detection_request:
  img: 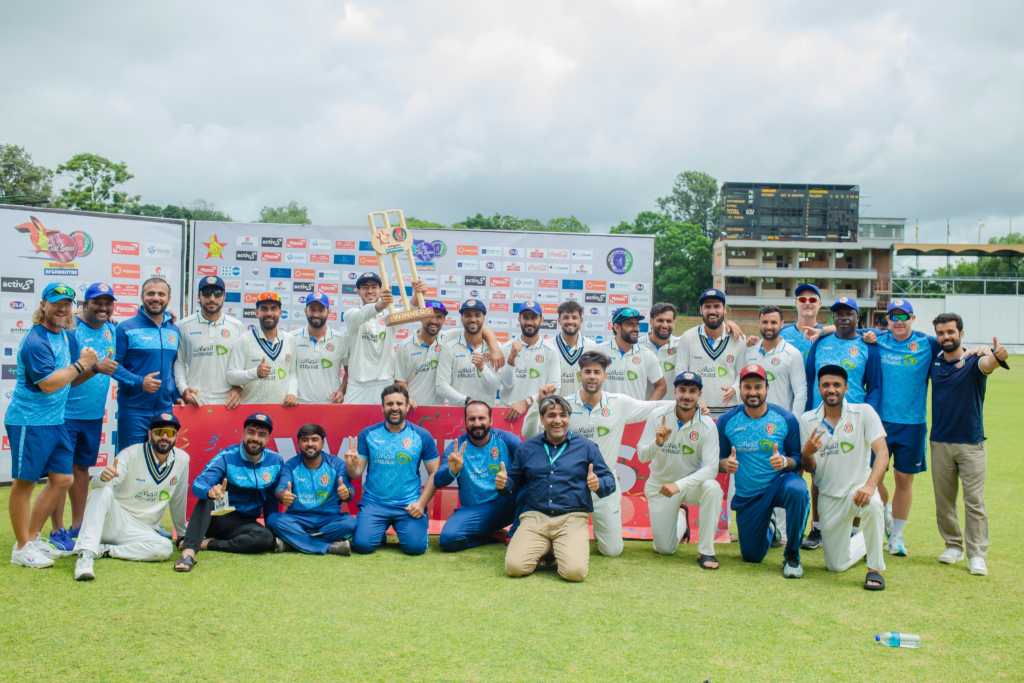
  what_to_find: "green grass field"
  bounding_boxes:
[1,364,1022,682]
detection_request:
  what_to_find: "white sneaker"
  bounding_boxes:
[32,534,73,559]
[938,547,964,564]
[888,536,909,557]
[968,557,988,576]
[75,554,95,581]
[10,542,55,568]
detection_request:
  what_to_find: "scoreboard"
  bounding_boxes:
[720,182,859,241]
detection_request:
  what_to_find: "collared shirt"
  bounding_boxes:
[640,333,681,393]
[434,428,521,508]
[90,441,190,534]
[637,404,719,490]
[357,421,440,507]
[192,444,284,520]
[343,301,396,384]
[276,453,353,512]
[435,332,501,407]
[717,403,802,499]
[499,432,615,517]
[745,338,807,414]
[805,334,882,412]
[799,400,886,498]
[394,331,447,407]
[173,311,245,405]
[594,338,663,400]
[930,350,989,443]
[543,333,596,397]
[290,326,349,404]
[871,330,941,425]
[112,309,180,416]
[498,337,561,407]
[779,322,823,359]
[676,325,746,414]
[5,324,72,426]
[225,324,299,404]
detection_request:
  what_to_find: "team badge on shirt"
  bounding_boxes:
[765,423,776,435]
[689,430,699,441]
[843,423,853,433]
[222,329,231,338]
[168,333,176,344]
[908,341,919,352]
[631,356,640,365]
[490,447,500,459]
[402,437,411,448]
[320,474,330,485]
[728,355,734,363]
[956,358,966,369]
[262,472,271,483]
[171,476,177,486]
[105,329,113,341]
[770,357,780,366]
[601,407,610,417]
[849,347,859,357]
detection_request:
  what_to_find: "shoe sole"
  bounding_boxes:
[801,542,822,550]
[938,555,963,564]
[76,572,95,581]
[783,570,803,579]
[969,568,988,576]
[10,560,54,568]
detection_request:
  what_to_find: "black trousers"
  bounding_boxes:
[183,498,276,554]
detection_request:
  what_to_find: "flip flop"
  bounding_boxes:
[679,504,691,544]
[697,554,719,570]
[864,570,885,591]
[174,554,196,573]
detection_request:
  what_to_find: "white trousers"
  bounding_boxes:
[76,487,173,562]
[344,380,392,405]
[645,478,723,557]
[589,488,623,557]
[818,490,887,573]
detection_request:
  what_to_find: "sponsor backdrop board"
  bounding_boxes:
[190,222,655,345]
[0,205,186,483]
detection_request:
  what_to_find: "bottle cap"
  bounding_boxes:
[875,635,880,641]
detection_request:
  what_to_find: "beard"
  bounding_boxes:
[302,448,322,460]
[307,316,326,329]
[743,394,764,408]
[243,439,264,456]
[152,439,175,455]
[468,425,490,442]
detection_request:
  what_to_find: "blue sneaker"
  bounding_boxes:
[48,528,76,553]
[68,525,81,541]
[156,526,173,540]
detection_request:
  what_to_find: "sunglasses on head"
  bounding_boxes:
[201,289,225,298]
[797,296,819,304]
[888,313,910,323]
[151,427,177,438]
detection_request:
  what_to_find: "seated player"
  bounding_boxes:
[266,423,356,556]
[637,372,724,569]
[174,413,283,572]
[346,385,440,556]
[718,364,809,578]
[73,413,190,581]
[427,400,524,551]
[800,365,889,590]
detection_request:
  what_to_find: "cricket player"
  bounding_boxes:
[427,401,524,551]
[436,299,503,407]
[73,413,190,581]
[499,301,560,421]
[394,301,449,408]
[347,384,440,555]
[718,364,808,578]
[225,292,299,405]
[595,308,666,400]
[174,413,283,571]
[778,283,825,359]
[544,300,596,398]
[522,351,672,557]
[640,302,681,394]
[5,283,98,568]
[291,292,349,404]
[266,423,356,555]
[637,371,723,569]
[676,289,747,416]
[173,275,245,408]
[800,365,889,589]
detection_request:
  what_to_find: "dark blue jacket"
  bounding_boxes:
[192,444,284,520]
[113,309,180,415]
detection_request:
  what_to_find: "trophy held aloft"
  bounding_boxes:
[368,209,434,327]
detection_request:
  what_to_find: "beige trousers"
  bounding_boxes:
[504,511,591,582]
[930,441,988,559]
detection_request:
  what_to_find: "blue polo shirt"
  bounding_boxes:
[357,421,440,507]
[4,324,72,426]
[717,403,802,499]
[65,318,118,421]
[930,351,988,444]
[871,330,941,425]
[435,428,521,508]
[780,323,824,359]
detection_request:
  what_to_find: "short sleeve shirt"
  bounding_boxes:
[65,320,117,420]
[357,422,440,506]
[930,351,988,443]
[5,324,72,426]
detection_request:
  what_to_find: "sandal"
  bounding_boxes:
[174,554,196,573]
[864,570,885,591]
[697,554,719,570]
[679,504,691,544]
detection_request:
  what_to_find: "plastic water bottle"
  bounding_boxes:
[876,632,921,648]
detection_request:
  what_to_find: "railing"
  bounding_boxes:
[859,225,904,239]
[892,276,1024,297]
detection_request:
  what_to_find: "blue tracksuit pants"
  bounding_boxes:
[115,413,153,452]
[440,494,522,552]
[352,501,429,556]
[266,509,357,555]
[732,471,809,563]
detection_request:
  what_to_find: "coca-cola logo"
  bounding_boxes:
[526,264,548,272]
[512,291,534,301]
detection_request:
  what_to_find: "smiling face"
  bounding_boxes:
[242,424,270,456]
[614,318,640,345]
[299,433,324,460]
[84,295,114,324]
[796,292,821,318]
[540,402,570,441]
[701,300,724,329]
[305,301,328,329]
[142,280,171,316]
[199,288,224,316]
[41,299,74,330]
[651,311,675,341]
[422,309,445,337]
[888,309,915,340]
[257,302,281,331]
[818,374,847,407]
[465,402,491,442]
[519,310,541,339]
[461,309,484,334]
[832,306,859,335]
[674,382,701,412]
[148,427,178,455]
[558,310,581,336]
[580,362,607,394]
[740,377,767,408]
[759,310,783,341]
[382,391,409,426]
[935,321,963,352]
[358,282,381,305]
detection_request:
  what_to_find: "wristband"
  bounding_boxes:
[73,362,84,374]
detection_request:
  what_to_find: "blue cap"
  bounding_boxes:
[887,298,913,314]
[830,296,860,313]
[355,272,383,288]
[424,300,448,315]
[83,282,116,301]
[149,412,181,430]
[460,299,487,314]
[794,283,820,298]
[674,371,703,389]
[198,275,226,293]
[518,301,543,316]
[612,307,644,324]
[42,282,76,303]
[305,292,331,309]
[244,412,274,433]
[698,288,726,306]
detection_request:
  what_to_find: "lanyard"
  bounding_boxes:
[543,440,568,467]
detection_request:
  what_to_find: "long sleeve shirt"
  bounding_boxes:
[192,444,284,520]
[113,309,180,416]
[275,453,353,512]
[745,338,807,414]
[434,428,521,508]
[343,302,396,384]
[92,442,190,535]
[173,311,245,405]
[435,333,502,406]
[225,325,299,404]
[637,404,719,491]
[498,337,561,407]
[499,432,615,516]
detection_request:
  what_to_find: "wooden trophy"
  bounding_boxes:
[367,209,434,326]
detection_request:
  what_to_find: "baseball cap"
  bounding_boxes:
[149,412,181,430]
[244,412,274,433]
[83,282,116,301]
[698,288,726,306]
[740,363,768,383]
[830,296,860,313]
[305,292,330,309]
[612,307,644,324]
[198,275,226,293]
[518,301,543,316]
[42,282,76,303]
[674,371,703,389]
[355,272,383,288]
[424,300,448,315]
[794,283,821,298]
[460,299,487,314]
[256,292,282,307]
[887,298,913,314]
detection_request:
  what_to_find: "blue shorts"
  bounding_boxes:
[5,423,74,482]
[876,422,927,475]
[65,418,104,468]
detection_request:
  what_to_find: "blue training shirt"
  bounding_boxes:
[717,403,802,499]
[5,324,72,426]
[276,453,353,513]
[192,444,283,520]
[434,428,521,508]
[779,322,824,360]
[112,309,180,416]
[65,318,118,421]
[871,330,942,425]
[358,421,440,507]
[805,334,882,411]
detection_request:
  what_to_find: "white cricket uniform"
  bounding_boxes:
[523,390,672,557]
[745,338,807,414]
[498,338,561,407]
[291,326,349,404]
[594,339,664,400]
[799,401,888,573]
[544,333,597,398]
[640,333,681,395]
[435,333,502,407]
[173,312,245,405]
[76,442,189,561]
[637,405,723,557]
[343,301,397,404]
[225,325,299,404]
[394,331,447,407]
[676,325,746,416]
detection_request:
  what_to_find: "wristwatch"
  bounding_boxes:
[525,396,535,407]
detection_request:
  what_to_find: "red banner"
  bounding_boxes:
[174,404,730,543]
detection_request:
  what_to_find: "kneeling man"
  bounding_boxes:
[800,365,889,590]
[267,423,356,556]
[497,395,615,582]
[74,413,189,581]
[637,372,724,569]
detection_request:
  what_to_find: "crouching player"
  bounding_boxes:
[800,365,889,590]
[637,372,724,570]
[74,413,189,581]
[267,423,356,556]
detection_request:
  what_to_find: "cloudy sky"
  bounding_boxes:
[2,0,1021,242]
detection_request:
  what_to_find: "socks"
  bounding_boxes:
[892,519,908,539]
[851,525,860,536]
[81,549,96,559]
[811,521,821,530]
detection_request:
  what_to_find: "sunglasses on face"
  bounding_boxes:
[889,314,910,323]
[151,428,178,438]
[201,289,225,298]
[797,297,819,304]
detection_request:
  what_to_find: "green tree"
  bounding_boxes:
[133,204,164,217]
[0,144,54,204]
[406,216,448,230]
[54,153,140,213]
[656,170,722,239]
[129,199,233,222]
[545,216,589,233]
[258,201,310,224]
